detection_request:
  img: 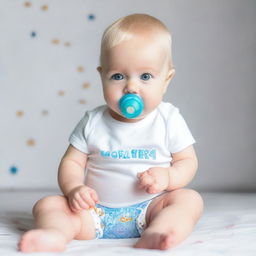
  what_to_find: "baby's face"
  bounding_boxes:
[98,35,174,122]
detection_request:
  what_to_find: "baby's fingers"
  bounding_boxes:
[80,191,96,208]
[77,196,91,209]
[146,184,158,194]
[90,190,99,204]
[139,174,154,187]
[70,199,84,212]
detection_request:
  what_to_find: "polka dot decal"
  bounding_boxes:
[26,138,36,146]
[16,111,24,117]
[9,166,18,175]
[82,82,90,89]
[79,99,86,104]
[41,5,48,11]
[24,2,31,8]
[31,31,37,38]
[88,14,96,21]
[58,90,65,96]
[51,39,60,45]
[77,66,85,72]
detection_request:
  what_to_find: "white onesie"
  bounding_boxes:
[69,102,195,208]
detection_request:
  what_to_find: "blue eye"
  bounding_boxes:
[140,73,152,81]
[111,73,124,80]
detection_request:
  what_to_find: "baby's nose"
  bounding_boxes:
[124,80,139,94]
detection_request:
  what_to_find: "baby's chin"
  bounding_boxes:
[108,108,146,123]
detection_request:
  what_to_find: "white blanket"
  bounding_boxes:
[0,192,256,255]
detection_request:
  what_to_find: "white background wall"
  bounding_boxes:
[1,0,255,191]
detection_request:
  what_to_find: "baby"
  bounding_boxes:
[18,14,203,252]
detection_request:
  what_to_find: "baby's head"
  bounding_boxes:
[98,14,175,122]
[100,14,174,70]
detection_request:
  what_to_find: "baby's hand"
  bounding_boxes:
[137,167,170,194]
[67,185,99,212]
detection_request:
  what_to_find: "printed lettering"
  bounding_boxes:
[100,149,156,160]
[131,149,137,158]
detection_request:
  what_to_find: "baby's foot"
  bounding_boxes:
[134,230,176,250]
[18,229,67,252]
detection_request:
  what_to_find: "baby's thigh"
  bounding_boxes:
[75,209,96,240]
[145,193,167,224]
[163,189,204,216]
[145,189,203,224]
[33,195,96,240]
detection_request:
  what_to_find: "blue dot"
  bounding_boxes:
[10,166,18,175]
[88,14,95,21]
[31,31,37,37]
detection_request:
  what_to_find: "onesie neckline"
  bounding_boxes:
[103,106,158,128]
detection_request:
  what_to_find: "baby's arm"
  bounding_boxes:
[58,145,99,212]
[137,145,198,193]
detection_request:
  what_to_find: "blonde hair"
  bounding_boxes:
[100,14,174,69]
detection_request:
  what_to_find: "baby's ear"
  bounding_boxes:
[163,68,175,93]
[97,66,102,73]
[166,68,175,83]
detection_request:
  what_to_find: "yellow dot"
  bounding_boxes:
[64,42,71,47]
[79,99,86,104]
[27,139,35,146]
[16,111,24,117]
[77,66,84,72]
[24,2,32,7]
[52,39,60,45]
[58,90,65,96]
[41,5,48,11]
[82,82,90,89]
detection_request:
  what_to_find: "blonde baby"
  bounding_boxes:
[19,14,203,252]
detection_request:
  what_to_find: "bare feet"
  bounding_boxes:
[18,229,67,253]
[134,230,177,250]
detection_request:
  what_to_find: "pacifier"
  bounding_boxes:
[119,94,144,119]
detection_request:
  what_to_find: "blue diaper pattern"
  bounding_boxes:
[90,199,151,239]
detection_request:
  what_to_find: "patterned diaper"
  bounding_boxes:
[89,199,152,239]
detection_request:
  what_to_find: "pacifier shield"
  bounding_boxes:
[119,94,144,119]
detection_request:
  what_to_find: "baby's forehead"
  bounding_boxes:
[114,37,168,59]
[117,28,168,48]
[102,42,169,73]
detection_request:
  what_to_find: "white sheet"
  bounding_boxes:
[0,191,256,255]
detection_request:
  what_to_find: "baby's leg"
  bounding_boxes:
[18,195,95,252]
[134,189,203,250]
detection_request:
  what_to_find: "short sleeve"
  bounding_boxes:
[168,109,196,153]
[69,112,90,154]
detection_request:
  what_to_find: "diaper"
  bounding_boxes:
[89,199,152,239]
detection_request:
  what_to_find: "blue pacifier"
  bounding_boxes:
[119,94,144,119]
